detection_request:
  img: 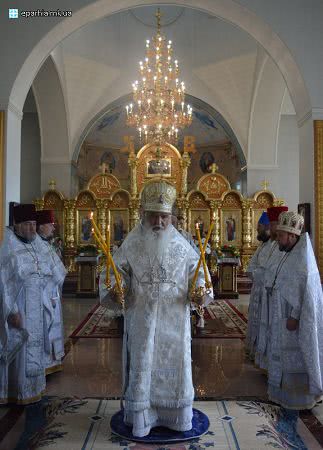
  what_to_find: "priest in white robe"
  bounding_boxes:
[36,209,67,375]
[0,204,61,405]
[172,212,199,254]
[100,181,213,438]
[246,211,271,358]
[266,211,323,411]
[255,206,288,370]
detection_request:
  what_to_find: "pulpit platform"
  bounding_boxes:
[110,408,210,443]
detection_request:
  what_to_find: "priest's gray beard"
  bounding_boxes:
[142,223,172,264]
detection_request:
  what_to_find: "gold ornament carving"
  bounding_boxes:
[189,192,209,209]
[223,193,241,208]
[63,199,77,272]
[180,152,191,196]
[242,199,253,255]
[34,199,44,211]
[128,154,138,197]
[88,173,120,198]
[241,254,252,273]
[176,197,189,231]
[76,192,96,208]
[209,200,222,251]
[64,200,76,249]
[198,173,230,199]
[136,143,182,194]
[273,199,285,207]
[254,192,273,209]
[96,199,108,236]
[44,191,64,209]
[111,191,130,209]
[129,198,141,228]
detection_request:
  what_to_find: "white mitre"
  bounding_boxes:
[277,211,304,236]
[141,180,177,214]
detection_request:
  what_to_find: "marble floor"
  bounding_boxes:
[2,295,323,450]
[46,294,267,399]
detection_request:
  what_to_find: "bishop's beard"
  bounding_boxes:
[142,223,172,263]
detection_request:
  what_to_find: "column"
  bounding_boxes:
[129,198,140,229]
[180,152,191,197]
[210,200,222,250]
[4,106,23,225]
[209,200,221,274]
[96,199,108,237]
[128,154,138,198]
[64,199,77,272]
[241,199,253,272]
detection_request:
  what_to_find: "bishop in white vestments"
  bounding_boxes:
[36,209,67,375]
[100,181,213,437]
[266,211,323,411]
[0,204,62,404]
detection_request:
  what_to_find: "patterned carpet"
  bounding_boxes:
[69,301,247,339]
[13,398,314,449]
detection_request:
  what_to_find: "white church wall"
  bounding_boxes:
[41,161,72,197]
[247,56,285,167]
[20,112,41,202]
[247,114,299,211]
[299,118,315,239]
[4,108,22,223]
[32,57,71,195]
[237,0,323,116]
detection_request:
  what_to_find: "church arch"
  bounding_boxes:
[9,0,310,122]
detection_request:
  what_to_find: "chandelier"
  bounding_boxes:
[126,9,192,146]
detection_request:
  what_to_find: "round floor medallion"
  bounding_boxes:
[110,408,210,443]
